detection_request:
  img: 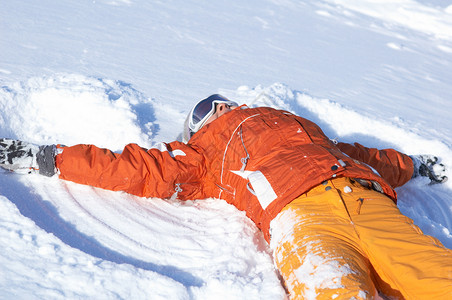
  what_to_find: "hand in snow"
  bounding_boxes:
[411,154,448,184]
[0,138,57,177]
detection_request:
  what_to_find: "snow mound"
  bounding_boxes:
[0,74,157,150]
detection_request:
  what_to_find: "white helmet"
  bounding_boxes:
[182,94,238,143]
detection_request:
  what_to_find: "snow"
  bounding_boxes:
[270,206,365,300]
[292,240,357,300]
[0,0,451,299]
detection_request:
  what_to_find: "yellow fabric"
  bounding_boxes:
[270,177,452,300]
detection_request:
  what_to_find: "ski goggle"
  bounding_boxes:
[188,94,238,134]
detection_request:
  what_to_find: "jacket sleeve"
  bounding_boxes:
[336,142,414,188]
[55,142,206,199]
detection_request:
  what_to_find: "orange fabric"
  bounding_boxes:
[57,143,207,199]
[56,106,413,241]
[336,142,414,188]
[271,177,452,299]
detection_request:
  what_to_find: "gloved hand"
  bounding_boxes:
[0,138,57,177]
[411,154,448,184]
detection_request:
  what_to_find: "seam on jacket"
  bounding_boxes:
[220,113,260,187]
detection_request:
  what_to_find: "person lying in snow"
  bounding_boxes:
[0,94,451,299]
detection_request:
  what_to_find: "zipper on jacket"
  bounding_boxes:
[239,126,250,172]
[170,183,183,200]
[220,113,260,185]
[215,183,235,196]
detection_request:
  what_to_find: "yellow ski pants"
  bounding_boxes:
[270,177,452,299]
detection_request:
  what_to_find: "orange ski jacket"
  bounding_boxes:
[56,106,414,240]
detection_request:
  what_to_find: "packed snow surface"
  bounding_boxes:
[1,0,451,299]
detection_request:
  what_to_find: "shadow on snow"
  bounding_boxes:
[0,172,204,289]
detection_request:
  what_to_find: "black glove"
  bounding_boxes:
[0,138,57,177]
[411,155,447,184]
